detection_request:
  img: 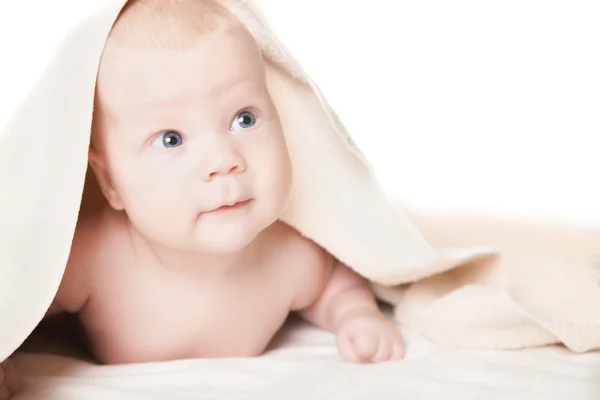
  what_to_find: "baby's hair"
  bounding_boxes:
[107,0,239,51]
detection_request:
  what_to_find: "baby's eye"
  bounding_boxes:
[152,131,183,148]
[230,110,257,131]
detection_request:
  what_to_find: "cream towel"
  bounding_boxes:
[0,0,598,365]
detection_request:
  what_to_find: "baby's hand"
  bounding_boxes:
[335,309,405,363]
[0,358,21,400]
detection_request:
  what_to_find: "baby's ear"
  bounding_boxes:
[87,148,125,211]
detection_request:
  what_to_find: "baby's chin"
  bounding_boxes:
[193,232,258,254]
[190,220,268,254]
[190,207,281,252]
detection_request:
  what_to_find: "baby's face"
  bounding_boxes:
[93,25,292,253]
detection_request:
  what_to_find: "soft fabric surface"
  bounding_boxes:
[0,0,598,388]
[11,312,600,400]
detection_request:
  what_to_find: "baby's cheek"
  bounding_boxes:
[121,165,175,196]
[256,140,291,188]
[125,193,190,247]
[118,171,183,219]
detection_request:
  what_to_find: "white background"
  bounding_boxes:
[1,0,599,224]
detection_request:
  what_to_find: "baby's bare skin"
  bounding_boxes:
[0,360,20,400]
[54,208,324,363]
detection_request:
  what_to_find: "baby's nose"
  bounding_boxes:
[205,148,246,181]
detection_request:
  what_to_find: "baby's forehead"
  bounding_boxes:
[107,0,236,52]
[98,30,265,105]
[100,52,260,110]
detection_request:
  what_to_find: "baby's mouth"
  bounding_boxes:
[206,199,253,213]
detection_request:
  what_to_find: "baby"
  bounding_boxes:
[1,1,404,394]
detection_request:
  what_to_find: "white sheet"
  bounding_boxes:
[12,310,600,400]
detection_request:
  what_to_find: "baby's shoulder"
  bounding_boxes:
[55,207,127,313]
[267,222,329,263]
[267,222,333,310]
[70,207,124,259]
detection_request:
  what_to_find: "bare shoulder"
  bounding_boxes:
[268,222,334,311]
[53,207,122,314]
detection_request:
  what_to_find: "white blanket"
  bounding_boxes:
[12,311,600,399]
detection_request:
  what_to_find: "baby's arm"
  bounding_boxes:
[298,260,405,363]
[0,219,97,400]
[52,215,97,315]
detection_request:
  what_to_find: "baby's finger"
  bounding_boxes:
[0,385,11,400]
[336,333,362,363]
[370,335,394,363]
[0,363,10,400]
[5,363,21,393]
[1,359,21,396]
[350,332,379,362]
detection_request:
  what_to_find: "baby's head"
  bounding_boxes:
[89,0,292,253]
